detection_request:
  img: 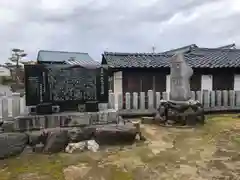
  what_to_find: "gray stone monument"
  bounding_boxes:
[169,53,193,102]
[154,53,205,126]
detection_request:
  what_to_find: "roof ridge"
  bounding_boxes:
[103,51,162,56]
[161,44,197,54]
[192,47,240,52]
[217,43,236,49]
[38,50,89,55]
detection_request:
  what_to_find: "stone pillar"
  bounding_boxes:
[113,71,123,109]
[210,91,215,107]
[133,92,138,109]
[156,92,161,108]
[117,93,123,110]
[140,92,145,110]
[125,92,131,110]
[236,91,240,107]
[229,90,235,107]
[108,92,115,109]
[148,90,154,109]
[216,90,222,107]
[1,95,8,120]
[12,93,21,118]
[203,90,210,108]
[222,90,229,107]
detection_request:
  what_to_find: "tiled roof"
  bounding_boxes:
[37,50,100,66]
[217,43,236,49]
[102,45,240,68]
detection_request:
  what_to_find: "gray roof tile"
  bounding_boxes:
[37,50,100,66]
[102,46,240,68]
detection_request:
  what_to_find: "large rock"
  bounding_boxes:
[1,120,15,132]
[169,53,193,102]
[0,132,29,159]
[42,128,69,153]
[94,123,138,145]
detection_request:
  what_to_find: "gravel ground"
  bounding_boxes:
[0,114,240,180]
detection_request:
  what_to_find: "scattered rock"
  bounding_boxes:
[87,140,99,152]
[65,141,86,153]
[65,140,99,153]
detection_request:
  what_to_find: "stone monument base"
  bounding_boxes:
[154,99,205,126]
[1,109,120,132]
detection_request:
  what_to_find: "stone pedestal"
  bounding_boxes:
[6,109,119,132]
[155,100,205,126]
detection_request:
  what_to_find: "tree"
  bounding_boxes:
[9,48,27,68]
[8,48,27,84]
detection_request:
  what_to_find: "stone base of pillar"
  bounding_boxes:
[154,99,205,127]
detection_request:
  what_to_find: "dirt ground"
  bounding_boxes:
[0,114,240,180]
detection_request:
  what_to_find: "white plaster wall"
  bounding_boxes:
[234,74,240,90]
[0,67,10,77]
[201,75,213,91]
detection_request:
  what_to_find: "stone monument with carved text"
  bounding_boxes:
[169,53,193,102]
[155,53,205,126]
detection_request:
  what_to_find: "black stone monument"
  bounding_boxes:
[24,64,108,114]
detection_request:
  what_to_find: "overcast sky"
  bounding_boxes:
[0,0,240,63]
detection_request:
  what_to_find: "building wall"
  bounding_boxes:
[0,67,11,77]
[112,68,240,94]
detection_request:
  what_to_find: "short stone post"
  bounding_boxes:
[12,93,21,118]
[229,90,235,107]
[236,91,240,107]
[203,90,210,108]
[133,92,138,109]
[156,92,161,108]
[1,95,8,120]
[148,90,154,109]
[117,93,123,110]
[140,92,145,109]
[222,90,229,107]
[216,90,222,107]
[108,92,115,109]
[210,91,216,107]
[125,92,131,110]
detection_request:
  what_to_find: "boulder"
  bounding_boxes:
[1,120,15,132]
[94,123,138,145]
[0,132,29,159]
[42,128,69,153]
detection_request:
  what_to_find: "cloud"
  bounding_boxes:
[0,0,239,63]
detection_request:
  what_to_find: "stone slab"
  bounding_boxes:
[10,109,119,131]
